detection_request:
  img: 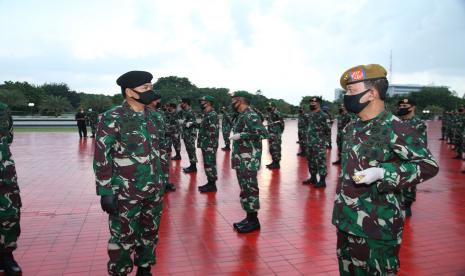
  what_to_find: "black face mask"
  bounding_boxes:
[309,105,317,111]
[343,89,371,114]
[298,109,303,114]
[397,107,410,116]
[266,107,273,112]
[133,89,160,105]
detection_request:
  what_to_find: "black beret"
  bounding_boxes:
[116,71,153,89]
[309,96,322,103]
[181,98,191,105]
[398,98,416,106]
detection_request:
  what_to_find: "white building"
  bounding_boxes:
[334,84,445,100]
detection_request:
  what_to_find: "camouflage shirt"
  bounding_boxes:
[0,102,18,188]
[305,110,331,145]
[94,101,165,199]
[87,111,99,125]
[332,111,439,241]
[181,108,197,139]
[197,109,219,150]
[231,107,268,171]
[266,110,284,134]
[165,110,180,135]
[403,116,427,145]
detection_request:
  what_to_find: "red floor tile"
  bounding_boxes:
[10,120,465,275]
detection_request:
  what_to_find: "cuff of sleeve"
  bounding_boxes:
[97,186,114,196]
[377,163,399,193]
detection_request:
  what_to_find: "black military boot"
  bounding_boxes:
[332,159,341,165]
[233,214,249,230]
[136,266,152,276]
[2,252,21,276]
[405,201,413,217]
[165,182,176,192]
[236,213,260,233]
[183,162,197,173]
[297,151,305,157]
[198,180,217,193]
[314,175,326,188]
[221,145,231,151]
[171,150,181,160]
[267,160,280,169]
[302,174,317,185]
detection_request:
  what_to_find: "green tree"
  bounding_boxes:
[39,95,72,116]
[80,94,113,113]
[40,83,81,108]
[0,89,27,108]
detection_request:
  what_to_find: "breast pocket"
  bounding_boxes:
[121,131,147,156]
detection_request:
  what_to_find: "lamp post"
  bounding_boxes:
[28,102,35,116]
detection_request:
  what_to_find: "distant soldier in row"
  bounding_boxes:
[230,91,268,233]
[265,102,284,170]
[0,101,22,275]
[94,70,166,276]
[333,64,438,275]
[180,98,198,173]
[87,108,99,138]
[451,107,465,160]
[296,106,306,156]
[397,98,427,217]
[302,97,330,188]
[165,102,182,160]
[197,96,219,193]
[322,105,333,149]
[220,106,232,151]
[332,105,352,165]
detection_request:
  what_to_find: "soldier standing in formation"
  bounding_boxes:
[302,97,330,188]
[147,99,176,193]
[75,107,88,138]
[332,64,439,275]
[451,107,465,160]
[220,106,232,151]
[165,102,182,160]
[230,91,268,233]
[197,96,220,193]
[180,98,198,173]
[297,106,306,157]
[265,102,284,170]
[397,98,427,217]
[94,71,165,276]
[0,101,22,276]
[332,105,352,165]
[322,105,333,149]
[87,108,99,138]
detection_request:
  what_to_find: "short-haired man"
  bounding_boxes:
[332,64,439,275]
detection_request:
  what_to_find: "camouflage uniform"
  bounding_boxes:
[305,110,331,177]
[197,109,219,182]
[0,102,21,253]
[332,111,439,275]
[94,101,165,275]
[87,110,99,137]
[231,107,268,212]
[452,112,465,157]
[336,112,353,161]
[221,110,232,148]
[165,110,181,154]
[324,111,334,148]
[181,108,198,163]
[297,110,306,152]
[266,109,284,163]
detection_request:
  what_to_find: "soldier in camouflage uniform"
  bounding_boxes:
[333,105,352,165]
[148,100,176,193]
[197,96,220,193]
[180,98,198,173]
[297,106,306,157]
[302,97,331,188]
[397,98,427,217]
[165,102,182,160]
[0,101,22,275]
[220,106,232,151]
[445,111,453,144]
[451,107,465,159]
[265,101,284,169]
[230,91,268,233]
[94,71,166,276]
[87,108,99,138]
[332,64,439,276]
[322,105,333,149]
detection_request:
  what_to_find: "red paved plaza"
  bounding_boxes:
[10,120,465,275]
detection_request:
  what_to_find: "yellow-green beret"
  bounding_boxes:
[199,95,215,103]
[340,64,387,89]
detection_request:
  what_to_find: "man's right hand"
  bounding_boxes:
[100,195,118,216]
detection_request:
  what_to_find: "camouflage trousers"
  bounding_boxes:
[0,187,21,252]
[201,148,218,181]
[107,194,164,275]
[336,132,343,159]
[236,169,260,213]
[326,129,332,148]
[90,124,97,135]
[222,125,231,147]
[337,231,400,276]
[168,132,181,153]
[306,144,327,176]
[183,134,197,163]
[268,132,282,162]
[402,186,416,204]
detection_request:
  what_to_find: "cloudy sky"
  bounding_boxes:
[1,0,464,104]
